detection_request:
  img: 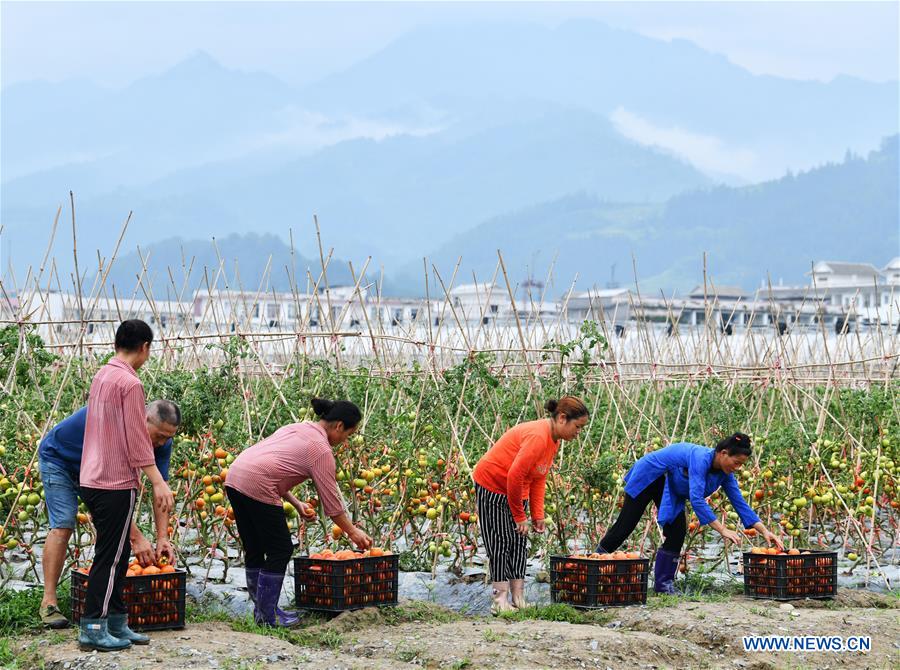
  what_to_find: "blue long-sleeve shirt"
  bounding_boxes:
[623,442,760,528]
[38,406,172,481]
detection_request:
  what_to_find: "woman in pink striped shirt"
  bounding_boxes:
[78,320,175,652]
[226,397,372,627]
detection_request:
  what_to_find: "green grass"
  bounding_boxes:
[184,599,466,652]
[223,613,344,649]
[645,573,743,609]
[394,645,426,662]
[379,601,461,625]
[497,603,613,625]
[0,582,72,637]
[187,599,345,648]
[0,638,45,669]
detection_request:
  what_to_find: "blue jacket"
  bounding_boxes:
[38,406,172,480]
[624,442,760,528]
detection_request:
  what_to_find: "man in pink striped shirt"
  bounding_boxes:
[78,320,174,652]
[226,397,371,627]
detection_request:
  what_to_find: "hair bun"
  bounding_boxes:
[311,397,335,418]
[544,399,559,414]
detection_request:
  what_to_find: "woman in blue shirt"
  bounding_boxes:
[597,433,783,594]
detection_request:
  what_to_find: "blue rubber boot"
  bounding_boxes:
[245,567,261,605]
[108,612,149,645]
[254,570,300,627]
[248,567,298,623]
[78,617,132,652]
[653,548,682,595]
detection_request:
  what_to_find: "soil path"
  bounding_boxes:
[17,591,899,670]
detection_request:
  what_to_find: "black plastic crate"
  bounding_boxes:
[550,555,649,608]
[294,553,398,612]
[71,568,186,631]
[743,550,837,600]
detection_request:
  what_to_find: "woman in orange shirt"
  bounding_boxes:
[473,396,589,614]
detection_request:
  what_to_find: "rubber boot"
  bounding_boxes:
[653,548,682,595]
[490,581,513,616]
[108,612,149,645]
[509,579,528,609]
[254,570,300,627]
[247,567,298,623]
[246,567,260,605]
[78,617,132,652]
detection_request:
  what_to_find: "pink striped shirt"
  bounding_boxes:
[80,358,155,490]
[226,422,346,515]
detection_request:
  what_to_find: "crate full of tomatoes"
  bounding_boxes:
[293,548,398,612]
[71,559,186,631]
[743,548,837,600]
[550,551,649,608]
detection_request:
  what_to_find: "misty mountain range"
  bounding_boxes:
[1,19,897,296]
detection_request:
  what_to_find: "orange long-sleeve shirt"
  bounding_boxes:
[472,419,559,523]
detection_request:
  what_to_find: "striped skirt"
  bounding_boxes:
[476,483,528,582]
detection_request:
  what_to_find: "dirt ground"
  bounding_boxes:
[15,590,899,670]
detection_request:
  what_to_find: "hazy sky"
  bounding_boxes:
[2,1,898,90]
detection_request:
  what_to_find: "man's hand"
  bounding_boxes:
[515,520,530,536]
[153,480,175,517]
[131,534,155,567]
[532,518,546,533]
[156,537,176,565]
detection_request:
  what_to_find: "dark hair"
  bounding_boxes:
[715,432,752,456]
[147,399,181,426]
[115,319,153,352]
[544,396,589,421]
[311,398,362,429]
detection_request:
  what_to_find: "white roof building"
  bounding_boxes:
[763,259,899,328]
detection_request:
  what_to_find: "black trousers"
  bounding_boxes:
[597,475,686,554]
[225,486,293,573]
[80,487,136,619]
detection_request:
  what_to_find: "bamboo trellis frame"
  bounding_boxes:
[1,209,898,588]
